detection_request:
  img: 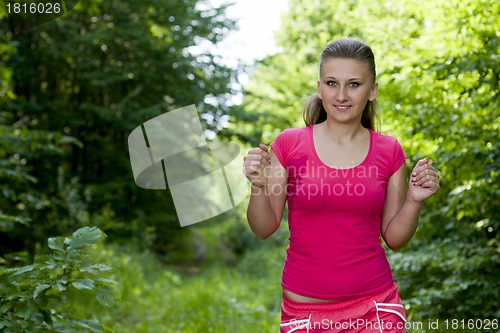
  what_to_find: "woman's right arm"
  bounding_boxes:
[243,143,288,240]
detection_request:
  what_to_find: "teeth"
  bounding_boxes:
[336,105,350,110]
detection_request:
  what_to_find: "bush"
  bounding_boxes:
[0,227,117,333]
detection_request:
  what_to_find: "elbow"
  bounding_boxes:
[247,218,279,240]
[382,230,409,252]
[247,212,280,240]
[250,225,278,240]
[388,244,403,252]
[255,232,272,241]
[385,241,406,252]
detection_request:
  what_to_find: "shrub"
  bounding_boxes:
[0,227,117,332]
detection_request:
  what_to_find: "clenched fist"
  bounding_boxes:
[408,157,440,203]
[243,142,271,188]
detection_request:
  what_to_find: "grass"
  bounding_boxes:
[92,239,286,332]
[69,214,495,333]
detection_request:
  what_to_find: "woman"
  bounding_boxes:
[243,38,440,332]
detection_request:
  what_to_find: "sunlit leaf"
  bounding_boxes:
[72,278,95,290]
[69,227,102,249]
[33,284,51,299]
[95,286,115,307]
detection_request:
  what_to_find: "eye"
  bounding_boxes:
[349,82,361,87]
[326,80,337,86]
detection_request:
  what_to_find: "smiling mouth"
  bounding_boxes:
[335,105,352,112]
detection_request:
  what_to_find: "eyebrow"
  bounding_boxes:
[324,76,363,81]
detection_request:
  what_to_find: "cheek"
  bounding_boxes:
[318,86,329,98]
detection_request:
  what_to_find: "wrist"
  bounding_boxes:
[251,183,266,194]
[406,190,423,205]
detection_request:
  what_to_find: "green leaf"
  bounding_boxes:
[0,301,13,314]
[69,227,102,249]
[66,248,82,262]
[33,284,51,299]
[52,250,66,261]
[56,280,68,292]
[0,213,30,226]
[11,264,36,276]
[73,318,104,333]
[95,286,115,307]
[95,277,119,285]
[16,303,31,320]
[79,264,112,274]
[72,278,95,290]
[48,237,65,251]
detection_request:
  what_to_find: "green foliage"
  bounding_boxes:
[87,243,284,333]
[0,0,238,258]
[377,0,500,322]
[221,219,267,258]
[221,214,289,260]
[0,123,81,260]
[0,227,117,333]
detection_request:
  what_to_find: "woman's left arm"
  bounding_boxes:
[381,158,440,251]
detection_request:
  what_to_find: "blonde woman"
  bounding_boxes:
[243,38,440,332]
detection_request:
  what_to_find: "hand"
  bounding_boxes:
[408,157,440,203]
[242,142,271,188]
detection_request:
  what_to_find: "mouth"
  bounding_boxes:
[334,105,352,112]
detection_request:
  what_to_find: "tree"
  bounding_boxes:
[0,0,237,259]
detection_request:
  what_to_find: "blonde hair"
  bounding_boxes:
[303,38,379,130]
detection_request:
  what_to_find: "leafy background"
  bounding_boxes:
[0,0,498,332]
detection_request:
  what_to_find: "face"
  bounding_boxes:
[317,58,378,125]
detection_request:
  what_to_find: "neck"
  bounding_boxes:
[322,118,366,143]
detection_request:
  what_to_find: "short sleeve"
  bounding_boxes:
[391,139,406,175]
[270,130,288,168]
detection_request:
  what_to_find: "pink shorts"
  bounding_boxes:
[280,283,407,333]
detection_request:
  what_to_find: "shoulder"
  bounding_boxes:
[270,126,310,166]
[370,130,406,175]
[371,130,400,146]
[280,126,310,137]
[273,126,310,145]
[370,130,405,153]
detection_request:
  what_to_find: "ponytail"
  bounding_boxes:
[302,93,326,126]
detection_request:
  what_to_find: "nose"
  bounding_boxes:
[336,86,348,102]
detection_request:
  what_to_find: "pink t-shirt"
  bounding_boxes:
[270,125,406,299]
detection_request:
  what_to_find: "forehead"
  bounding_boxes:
[320,58,372,79]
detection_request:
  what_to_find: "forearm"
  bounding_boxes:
[383,191,423,251]
[246,185,281,240]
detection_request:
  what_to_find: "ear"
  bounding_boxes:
[368,82,378,101]
[317,80,322,99]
